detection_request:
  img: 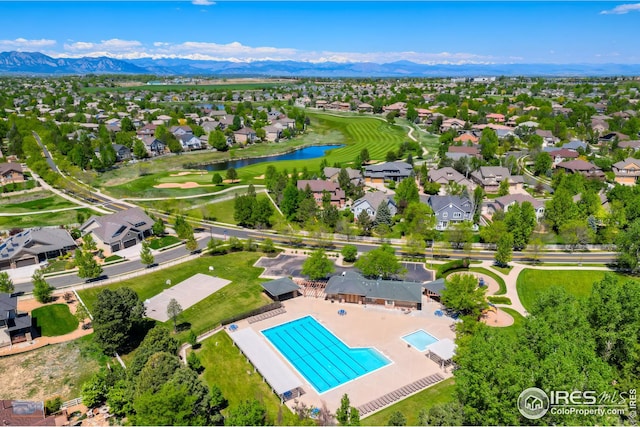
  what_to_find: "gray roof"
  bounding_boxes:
[6,314,31,332]
[427,195,474,214]
[325,271,423,303]
[364,162,414,179]
[0,162,23,176]
[353,191,395,211]
[0,228,76,262]
[229,328,303,395]
[261,278,299,297]
[323,167,362,181]
[0,293,16,317]
[422,278,446,296]
[428,167,467,184]
[562,140,588,151]
[80,208,153,245]
[495,193,545,210]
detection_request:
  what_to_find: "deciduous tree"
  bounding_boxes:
[301,249,334,280]
[140,241,154,267]
[354,244,405,279]
[32,269,54,303]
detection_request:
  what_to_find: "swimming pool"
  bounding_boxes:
[402,330,439,351]
[262,316,390,393]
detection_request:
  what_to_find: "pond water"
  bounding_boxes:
[201,144,344,171]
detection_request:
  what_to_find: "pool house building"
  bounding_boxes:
[325,271,424,310]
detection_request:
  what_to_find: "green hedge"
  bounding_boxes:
[436,258,470,278]
[487,296,512,305]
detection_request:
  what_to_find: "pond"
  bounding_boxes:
[201,144,344,171]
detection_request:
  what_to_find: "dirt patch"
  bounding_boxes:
[254,175,265,180]
[481,308,514,327]
[154,181,201,189]
[0,340,100,401]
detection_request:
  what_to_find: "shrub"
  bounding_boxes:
[436,258,470,278]
[487,296,512,305]
[44,397,62,415]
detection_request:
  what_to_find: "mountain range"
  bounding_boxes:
[1,51,640,77]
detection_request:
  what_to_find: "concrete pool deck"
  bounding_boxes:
[231,294,456,414]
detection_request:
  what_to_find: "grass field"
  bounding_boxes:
[0,208,96,230]
[199,332,298,425]
[516,269,638,311]
[444,267,507,295]
[186,193,279,225]
[1,193,78,213]
[78,252,272,342]
[31,304,79,336]
[148,235,181,250]
[365,378,456,425]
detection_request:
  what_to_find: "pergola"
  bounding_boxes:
[426,338,456,370]
[229,328,303,402]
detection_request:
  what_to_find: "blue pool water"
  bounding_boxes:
[402,330,438,351]
[262,316,390,393]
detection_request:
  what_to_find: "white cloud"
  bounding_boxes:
[47,39,504,64]
[0,38,56,51]
[600,3,640,14]
[192,0,215,5]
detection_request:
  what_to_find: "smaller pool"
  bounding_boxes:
[402,330,438,351]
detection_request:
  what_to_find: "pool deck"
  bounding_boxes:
[232,294,456,414]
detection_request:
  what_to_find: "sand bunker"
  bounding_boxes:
[154,181,201,189]
[169,171,207,177]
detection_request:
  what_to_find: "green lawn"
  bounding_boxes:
[444,267,507,295]
[365,378,456,425]
[516,269,638,311]
[1,193,78,213]
[31,304,78,336]
[104,254,124,263]
[199,332,299,425]
[186,193,281,225]
[148,235,181,250]
[77,252,273,342]
[0,208,96,230]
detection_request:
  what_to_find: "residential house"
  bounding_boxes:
[234,127,257,144]
[325,271,423,310]
[364,162,414,183]
[470,166,523,193]
[273,118,296,130]
[0,228,76,271]
[486,193,545,222]
[170,125,193,136]
[548,148,579,166]
[427,167,474,193]
[323,167,363,186]
[556,159,605,179]
[0,400,67,425]
[453,133,479,144]
[383,102,406,114]
[352,191,398,220]
[0,163,25,185]
[535,129,559,146]
[178,134,202,151]
[440,118,466,133]
[612,157,640,185]
[599,132,629,144]
[80,208,154,255]
[112,144,132,162]
[427,195,474,230]
[357,103,373,112]
[296,180,346,207]
[136,123,157,138]
[486,113,505,123]
[562,139,588,152]
[0,294,32,347]
[263,125,282,142]
[447,145,481,159]
[140,137,166,156]
[618,140,640,151]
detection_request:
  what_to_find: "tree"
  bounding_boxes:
[497,178,510,197]
[0,271,15,294]
[135,352,181,397]
[301,249,334,280]
[82,233,97,252]
[403,202,435,239]
[32,269,54,303]
[341,245,358,263]
[387,411,406,426]
[338,168,353,196]
[386,150,397,162]
[92,287,145,354]
[441,273,487,317]
[394,178,419,213]
[152,218,165,236]
[185,234,198,253]
[479,220,507,249]
[354,244,405,279]
[129,326,179,375]
[133,139,148,159]
[560,219,593,251]
[360,148,370,164]
[261,238,276,254]
[336,394,351,426]
[167,298,183,331]
[225,399,268,426]
[447,221,473,251]
[174,215,193,240]
[226,167,238,183]
[419,402,464,426]
[187,351,202,372]
[479,127,498,160]
[616,218,640,272]
[495,232,513,267]
[373,201,393,228]
[140,241,155,268]
[349,408,360,426]
[75,302,90,328]
[533,151,552,176]
[404,234,426,257]
[280,183,300,220]
[75,249,103,281]
[356,210,374,236]
[208,129,228,151]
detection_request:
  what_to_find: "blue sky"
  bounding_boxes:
[0,1,638,64]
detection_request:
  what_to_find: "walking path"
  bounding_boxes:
[122,184,267,202]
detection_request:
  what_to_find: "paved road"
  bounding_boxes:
[32,131,59,173]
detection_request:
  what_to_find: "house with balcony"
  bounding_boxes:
[612,157,640,185]
[427,195,474,230]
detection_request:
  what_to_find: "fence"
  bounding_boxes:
[219,302,283,326]
[60,397,82,410]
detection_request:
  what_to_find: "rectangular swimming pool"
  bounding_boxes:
[402,330,438,351]
[262,316,390,393]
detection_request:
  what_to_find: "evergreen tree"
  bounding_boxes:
[357,210,374,236]
[32,269,53,303]
[373,201,393,227]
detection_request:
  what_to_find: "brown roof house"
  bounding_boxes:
[428,167,474,194]
[470,167,524,193]
[296,180,346,207]
[0,400,67,426]
[80,208,154,255]
[0,162,25,186]
[612,157,640,186]
[556,159,604,179]
[233,127,257,144]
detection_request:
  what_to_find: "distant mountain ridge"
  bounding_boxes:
[1,51,640,77]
